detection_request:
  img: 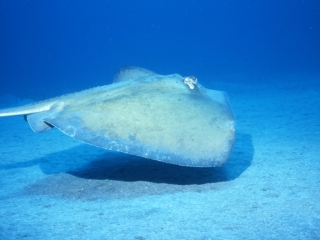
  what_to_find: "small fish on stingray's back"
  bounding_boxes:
[0,66,235,167]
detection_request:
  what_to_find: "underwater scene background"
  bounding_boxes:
[0,0,319,98]
[0,0,319,239]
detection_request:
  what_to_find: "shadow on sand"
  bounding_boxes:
[2,133,253,199]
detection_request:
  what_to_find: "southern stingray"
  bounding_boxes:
[0,67,235,167]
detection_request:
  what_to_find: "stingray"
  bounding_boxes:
[0,67,235,167]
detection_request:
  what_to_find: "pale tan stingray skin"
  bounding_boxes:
[0,67,235,167]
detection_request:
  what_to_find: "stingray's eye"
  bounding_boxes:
[183,76,198,89]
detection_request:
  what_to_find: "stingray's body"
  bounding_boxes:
[0,67,235,167]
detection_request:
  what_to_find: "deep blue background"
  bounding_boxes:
[0,0,319,98]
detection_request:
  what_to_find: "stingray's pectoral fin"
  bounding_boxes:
[26,102,65,133]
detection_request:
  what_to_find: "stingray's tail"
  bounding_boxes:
[0,100,56,117]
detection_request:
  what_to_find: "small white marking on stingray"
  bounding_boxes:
[67,126,76,137]
[226,120,235,131]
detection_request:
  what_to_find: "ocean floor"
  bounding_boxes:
[0,77,320,239]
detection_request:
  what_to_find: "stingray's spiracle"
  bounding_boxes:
[183,76,198,89]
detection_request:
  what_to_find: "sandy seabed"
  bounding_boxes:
[0,78,319,240]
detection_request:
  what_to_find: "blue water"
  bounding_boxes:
[1,1,320,239]
[1,0,319,98]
